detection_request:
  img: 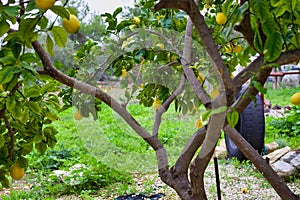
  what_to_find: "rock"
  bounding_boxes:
[214,146,227,159]
[70,164,87,171]
[281,73,300,87]
[264,142,279,154]
[264,146,291,164]
[214,139,227,159]
[51,164,88,185]
[290,154,300,170]
[271,160,297,180]
[281,151,297,162]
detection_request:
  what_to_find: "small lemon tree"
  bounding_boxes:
[0,0,299,199]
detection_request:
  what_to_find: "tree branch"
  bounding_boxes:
[173,127,207,176]
[233,48,300,113]
[223,124,299,199]
[155,0,234,102]
[0,110,14,160]
[31,40,170,169]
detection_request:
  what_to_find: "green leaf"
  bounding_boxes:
[0,20,10,37]
[0,134,4,148]
[46,35,54,56]
[252,80,267,94]
[51,26,67,47]
[3,5,20,16]
[19,18,39,40]
[6,96,16,110]
[202,110,212,121]
[11,43,22,59]
[160,18,173,29]
[50,6,70,19]
[0,176,10,188]
[222,0,234,16]
[20,108,29,124]
[38,16,49,30]
[0,66,19,84]
[210,106,228,116]
[20,53,37,63]
[261,19,277,36]
[253,32,263,53]
[264,31,283,62]
[230,2,249,25]
[250,0,270,22]
[113,7,122,18]
[0,55,16,66]
[26,101,42,115]
[35,142,47,155]
[24,85,41,98]
[18,157,28,168]
[227,110,239,128]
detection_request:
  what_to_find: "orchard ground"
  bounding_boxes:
[0,83,299,199]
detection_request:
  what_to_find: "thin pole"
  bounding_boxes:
[214,156,222,200]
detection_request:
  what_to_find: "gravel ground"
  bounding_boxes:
[1,161,299,199]
[95,161,300,200]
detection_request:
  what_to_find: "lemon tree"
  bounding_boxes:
[0,0,299,199]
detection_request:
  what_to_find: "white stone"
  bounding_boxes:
[271,160,297,178]
[281,151,297,162]
[290,154,300,170]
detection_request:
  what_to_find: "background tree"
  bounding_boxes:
[0,0,299,199]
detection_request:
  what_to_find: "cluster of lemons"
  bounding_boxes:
[35,0,80,34]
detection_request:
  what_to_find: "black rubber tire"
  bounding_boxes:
[225,90,265,161]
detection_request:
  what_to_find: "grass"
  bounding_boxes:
[1,86,300,199]
[264,85,300,106]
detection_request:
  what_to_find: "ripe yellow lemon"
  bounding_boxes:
[216,12,227,25]
[35,0,55,10]
[195,117,203,128]
[132,17,141,25]
[74,110,83,120]
[152,98,162,110]
[291,92,300,105]
[233,45,242,53]
[121,69,128,78]
[63,14,80,34]
[10,163,25,181]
